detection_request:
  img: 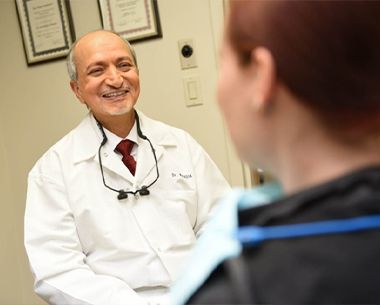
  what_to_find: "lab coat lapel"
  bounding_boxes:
[73,113,134,184]
[96,149,135,183]
[135,139,163,186]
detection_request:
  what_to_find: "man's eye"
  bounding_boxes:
[119,62,133,70]
[89,68,103,75]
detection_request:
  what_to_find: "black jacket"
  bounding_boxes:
[188,167,380,304]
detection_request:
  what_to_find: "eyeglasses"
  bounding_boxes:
[96,111,159,200]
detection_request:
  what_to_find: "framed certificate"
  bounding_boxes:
[98,0,162,42]
[15,0,75,65]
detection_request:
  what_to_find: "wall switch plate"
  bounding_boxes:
[183,76,202,107]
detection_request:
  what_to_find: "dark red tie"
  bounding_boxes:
[115,139,136,176]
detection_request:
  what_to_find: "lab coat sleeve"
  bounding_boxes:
[185,134,231,237]
[25,170,148,305]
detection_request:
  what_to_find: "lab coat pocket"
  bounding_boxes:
[155,190,197,247]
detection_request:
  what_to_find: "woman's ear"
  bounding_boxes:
[250,47,276,110]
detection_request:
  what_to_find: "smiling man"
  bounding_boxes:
[24,30,229,305]
[69,31,140,137]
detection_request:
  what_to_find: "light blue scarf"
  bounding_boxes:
[169,183,283,305]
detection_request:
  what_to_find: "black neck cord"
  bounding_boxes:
[95,111,160,200]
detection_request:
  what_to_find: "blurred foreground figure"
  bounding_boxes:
[170,1,380,304]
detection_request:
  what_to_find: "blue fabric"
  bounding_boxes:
[237,214,380,246]
[169,183,283,305]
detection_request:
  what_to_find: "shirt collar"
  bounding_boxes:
[102,120,139,151]
[72,110,176,164]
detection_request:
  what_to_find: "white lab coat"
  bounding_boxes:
[25,111,230,305]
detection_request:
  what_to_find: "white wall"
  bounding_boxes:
[0,0,244,303]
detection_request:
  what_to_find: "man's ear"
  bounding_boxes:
[70,80,85,104]
[250,47,276,111]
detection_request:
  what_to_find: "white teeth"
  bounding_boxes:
[103,90,128,98]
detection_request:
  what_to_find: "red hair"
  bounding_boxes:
[228,1,380,133]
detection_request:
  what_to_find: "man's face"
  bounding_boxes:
[70,31,140,123]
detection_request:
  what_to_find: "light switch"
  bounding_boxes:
[183,77,202,107]
[187,81,198,100]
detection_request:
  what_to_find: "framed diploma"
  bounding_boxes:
[15,0,75,65]
[98,0,162,42]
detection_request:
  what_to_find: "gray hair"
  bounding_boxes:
[66,30,138,81]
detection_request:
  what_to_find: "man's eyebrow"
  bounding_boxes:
[86,58,114,70]
[84,55,135,73]
[86,56,133,67]
[116,56,133,62]
[86,61,105,68]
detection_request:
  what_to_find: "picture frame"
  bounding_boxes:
[98,0,162,43]
[15,0,75,65]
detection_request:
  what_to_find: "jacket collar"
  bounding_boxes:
[72,112,103,164]
[137,111,178,147]
[240,166,380,227]
[72,110,178,184]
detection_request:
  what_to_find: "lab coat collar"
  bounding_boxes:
[72,110,178,184]
[72,112,103,164]
[133,111,178,184]
[137,111,178,147]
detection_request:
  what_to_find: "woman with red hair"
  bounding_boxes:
[170,1,380,304]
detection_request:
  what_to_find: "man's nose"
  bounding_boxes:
[105,67,123,87]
